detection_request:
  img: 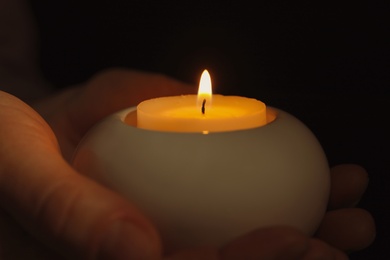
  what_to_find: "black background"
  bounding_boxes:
[30,1,389,259]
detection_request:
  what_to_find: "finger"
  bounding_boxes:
[219,226,310,259]
[302,238,348,260]
[36,69,197,160]
[0,92,162,259]
[315,208,376,252]
[165,228,350,260]
[67,68,196,136]
[328,164,369,210]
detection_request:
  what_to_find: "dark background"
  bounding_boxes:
[30,1,389,259]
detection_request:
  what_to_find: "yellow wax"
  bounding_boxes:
[137,94,267,133]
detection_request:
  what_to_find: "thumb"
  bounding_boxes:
[0,91,162,259]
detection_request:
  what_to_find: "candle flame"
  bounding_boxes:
[197,69,212,112]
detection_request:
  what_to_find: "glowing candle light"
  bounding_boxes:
[137,70,267,133]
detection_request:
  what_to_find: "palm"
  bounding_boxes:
[0,69,375,259]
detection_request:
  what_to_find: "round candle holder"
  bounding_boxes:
[72,107,330,252]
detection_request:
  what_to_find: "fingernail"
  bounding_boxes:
[98,221,159,260]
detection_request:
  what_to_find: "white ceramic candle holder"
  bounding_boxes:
[72,106,330,252]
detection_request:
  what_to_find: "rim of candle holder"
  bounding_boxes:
[122,106,278,134]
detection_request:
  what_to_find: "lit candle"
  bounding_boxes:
[137,70,267,133]
[72,70,330,252]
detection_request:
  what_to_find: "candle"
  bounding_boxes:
[137,70,267,133]
[72,70,330,252]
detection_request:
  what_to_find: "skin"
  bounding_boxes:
[0,0,376,259]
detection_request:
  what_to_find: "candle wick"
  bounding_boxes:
[201,99,206,114]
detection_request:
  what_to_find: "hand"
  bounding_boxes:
[0,1,376,258]
[0,69,375,259]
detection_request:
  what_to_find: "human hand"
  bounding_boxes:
[0,0,376,258]
[0,69,375,259]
